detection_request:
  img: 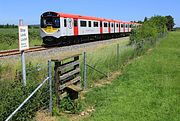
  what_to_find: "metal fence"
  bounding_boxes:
[0,60,53,121]
[1,36,166,120]
[82,42,134,89]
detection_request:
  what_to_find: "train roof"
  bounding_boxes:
[41,11,141,25]
[42,11,127,23]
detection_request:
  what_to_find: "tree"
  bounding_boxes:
[165,15,175,31]
[144,17,148,22]
[137,20,143,24]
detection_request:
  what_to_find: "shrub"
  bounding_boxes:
[130,15,168,53]
[0,62,49,121]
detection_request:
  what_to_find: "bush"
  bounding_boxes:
[0,62,49,121]
[130,15,168,53]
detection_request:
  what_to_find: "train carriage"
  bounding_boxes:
[40,11,141,45]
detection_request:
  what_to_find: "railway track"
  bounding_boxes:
[0,37,129,59]
[0,46,47,57]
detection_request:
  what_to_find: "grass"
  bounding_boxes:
[0,37,130,120]
[80,38,133,88]
[79,31,180,121]
[0,28,42,50]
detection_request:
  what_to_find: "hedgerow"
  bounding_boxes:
[130,15,168,53]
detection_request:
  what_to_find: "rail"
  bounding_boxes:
[0,46,47,57]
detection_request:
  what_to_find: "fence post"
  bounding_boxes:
[48,60,52,114]
[117,44,119,68]
[21,50,26,86]
[19,19,26,86]
[83,51,87,90]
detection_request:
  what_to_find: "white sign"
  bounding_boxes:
[18,26,29,51]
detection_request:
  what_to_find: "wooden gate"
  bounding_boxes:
[52,54,82,101]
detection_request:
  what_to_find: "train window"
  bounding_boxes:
[130,24,132,28]
[104,23,108,27]
[64,19,67,27]
[111,23,114,27]
[126,24,128,28]
[80,21,87,27]
[93,22,98,27]
[88,21,91,27]
[40,17,60,28]
[74,20,77,26]
[121,24,123,28]
[116,24,119,27]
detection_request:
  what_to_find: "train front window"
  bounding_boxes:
[41,17,60,28]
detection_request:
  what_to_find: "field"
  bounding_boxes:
[74,31,180,121]
[1,26,179,120]
[0,36,132,120]
[0,28,41,50]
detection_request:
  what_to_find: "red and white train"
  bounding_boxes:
[40,11,141,44]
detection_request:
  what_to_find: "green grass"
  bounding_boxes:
[79,38,134,88]
[80,32,180,121]
[0,28,42,50]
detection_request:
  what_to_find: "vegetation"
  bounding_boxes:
[165,15,175,31]
[130,15,168,53]
[143,15,175,31]
[81,32,180,121]
[0,62,49,121]
[0,27,41,50]
[0,15,176,120]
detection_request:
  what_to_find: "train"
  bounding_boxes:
[40,11,141,45]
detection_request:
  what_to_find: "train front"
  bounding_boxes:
[40,12,61,44]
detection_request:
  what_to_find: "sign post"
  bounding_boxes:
[18,19,29,86]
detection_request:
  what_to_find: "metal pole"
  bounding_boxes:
[19,19,26,86]
[21,50,26,86]
[5,77,49,121]
[83,51,87,90]
[48,60,52,114]
[117,44,119,68]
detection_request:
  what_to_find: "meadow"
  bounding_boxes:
[78,31,180,121]
[0,36,132,120]
[1,18,179,120]
[0,28,41,50]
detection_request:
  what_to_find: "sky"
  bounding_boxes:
[0,0,179,27]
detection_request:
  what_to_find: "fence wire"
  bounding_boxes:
[82,42,134,88]
[0,61,52,121]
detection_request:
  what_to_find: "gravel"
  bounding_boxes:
[0,37,129,60]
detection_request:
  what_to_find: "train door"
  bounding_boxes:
[114,22,116,33]
[66,18,73,36]
[73,18,78,36]
[110,22,114,33]
[62,18,67,36]
[100,21,103,34]
[108,22,111,33]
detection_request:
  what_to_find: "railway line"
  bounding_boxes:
[0,46,47,57]
[0,37,129,59]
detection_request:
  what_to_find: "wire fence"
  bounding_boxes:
[82,42,135,89]
[0,33,167,120]
[0,60,52,121]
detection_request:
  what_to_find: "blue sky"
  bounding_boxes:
[0,0,179,27]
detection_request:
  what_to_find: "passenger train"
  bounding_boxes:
[40,11,141,45]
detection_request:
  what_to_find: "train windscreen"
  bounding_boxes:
[41,17,60,28]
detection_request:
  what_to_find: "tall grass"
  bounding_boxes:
[79,41,135,88]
